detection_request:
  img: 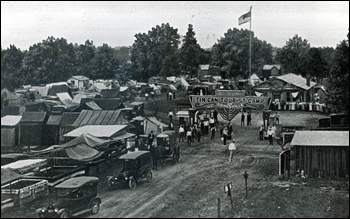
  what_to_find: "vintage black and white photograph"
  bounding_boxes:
[1,1,349,218]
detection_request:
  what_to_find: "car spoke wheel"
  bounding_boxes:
[60,211,70,218]
[129,179,137,190]
[146,171,153,183]
[91,201,100,215]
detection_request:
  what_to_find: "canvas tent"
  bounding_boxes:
[46,82,69,96]
[1,115,22,147]
[64,125,127,139]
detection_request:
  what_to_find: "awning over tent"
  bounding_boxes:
[64,144,104,162]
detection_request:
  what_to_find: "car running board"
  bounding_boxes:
[72,208,92,217]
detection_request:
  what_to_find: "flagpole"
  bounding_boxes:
[249,6,252,80]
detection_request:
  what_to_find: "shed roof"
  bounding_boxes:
[64,125,127,138]
[56,92,73,106]
[70,75,90,81]
[1,115,22,127]
[263,65,281,70]
[291,131,349,147]
[72,110,128,127]
[47,114,62,126]
[276,73,316,90]
[60,112,80,126]
[199,64,210,70]
[20,112,47,123]
[55,176,99,189]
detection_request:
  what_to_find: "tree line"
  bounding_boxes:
[1,24,348,113]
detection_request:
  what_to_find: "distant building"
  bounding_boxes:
[197,65,221,78]
[262,65,282,79]
[253,73,317,110]
[68,76,90,90]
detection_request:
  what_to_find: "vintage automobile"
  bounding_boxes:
[156,130,180,164]
[36,176,101,218]
[108,151,152,190]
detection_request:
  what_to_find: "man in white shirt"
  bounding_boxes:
[178,125,185,142]
[228,140,236,162]
[186,130,192,146]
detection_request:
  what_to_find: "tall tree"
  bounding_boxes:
[92,43,120,80]
[75,40,96,79]
[1,45,24,90]
[131,23,180,81]
[276,34,310,76]
[180,24,201,77]
[305,47,329,82]
[211,28,273,78]
[325,31,349,114]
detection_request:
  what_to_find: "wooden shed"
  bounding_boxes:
[290,131,349,178]
[1,116,22,147]
[19,112,48,146]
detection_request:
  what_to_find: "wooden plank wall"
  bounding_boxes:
[295,146,349,178]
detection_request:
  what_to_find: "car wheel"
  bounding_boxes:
[60,210,70,218]
[129,179,137,190]
[146,171,153,183]
[91,200,100,215]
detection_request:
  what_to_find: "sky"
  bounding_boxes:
[1,1,349,50]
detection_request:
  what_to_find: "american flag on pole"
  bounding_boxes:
[238,10,251,25]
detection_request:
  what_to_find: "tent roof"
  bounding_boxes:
[291,131,349,147]
[120,86,129,92]
[119,151,150,160]
[276,73,316,90]
[55,176,99,189]
[1,168,22,185]
[20,112,47,123]
[176,111,189,117]
[113,132,135,140]
[61,134,111,148]
[72,110,128,127]
[1,115,22,127]
[148,117,167,127]
[64,125,127,138]
[85,101,103,110]
[1,159,47,170]
[1,89,18,100]
[130,102,144,106]
[31,86,49,97]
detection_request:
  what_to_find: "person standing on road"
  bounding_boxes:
[241,112,245,126]
[275,112,280,125]
[259,124,264,140]
[228,122,233,140]
[222,127,228,145]
[168,109,174,123]
[211,126,217,140]
[247,111,252,126]
[267,127,273,145]
[186,129,192,146]
[196,125,201,143]
[178,125,185,142]
[228,139,236,162]
[209,117,215,128]
[148,131,155,146]
[204,119,209,135]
